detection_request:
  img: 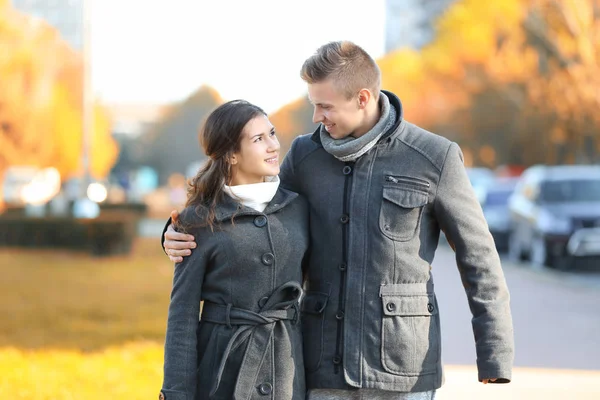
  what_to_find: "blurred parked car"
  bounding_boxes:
[507,165,600,270]
[482,177,519,251]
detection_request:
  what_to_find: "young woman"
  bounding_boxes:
[159,100,308,400]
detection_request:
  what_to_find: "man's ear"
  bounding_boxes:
[357,89,372,109]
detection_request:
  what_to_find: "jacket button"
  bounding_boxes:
[314,301,323,312]
[254,215,267,227]
[258,382,272,395]
[339,263,347,271]
[261,253,274,265]
[340,214,349,224]
[335,311,345,320]
[258,296,269,308]
[427,303,434,313]
[386,302,396,312]
[332,355,342,365]
[158,392,166,400]
[343,165,353,175]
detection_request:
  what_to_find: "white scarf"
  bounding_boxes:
[223,176,280,212]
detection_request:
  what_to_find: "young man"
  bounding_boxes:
[163,41,513,399]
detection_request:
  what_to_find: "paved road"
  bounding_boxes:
[433,243,600,371]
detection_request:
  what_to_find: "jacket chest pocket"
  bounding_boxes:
[379,177,429,242]
[380,284,440,376]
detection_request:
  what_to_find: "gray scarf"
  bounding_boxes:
[320,92,397,162]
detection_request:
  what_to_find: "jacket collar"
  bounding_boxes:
[310,90,404,146]
[215,186,298,221]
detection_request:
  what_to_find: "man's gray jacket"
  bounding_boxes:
[279,90,514,392]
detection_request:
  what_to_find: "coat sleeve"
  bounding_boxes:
[160,217,173,254]
[433,142,514,383]
[161,231,207,400]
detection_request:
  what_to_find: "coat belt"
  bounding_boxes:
[201,281,302,400]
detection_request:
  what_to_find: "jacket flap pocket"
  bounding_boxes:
[381,294,437,316]
[382,187,428,208]
[301,292,329,315]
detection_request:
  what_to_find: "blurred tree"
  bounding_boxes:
[416,0,600,166]
[0,5,117,210]
[137,86,223,184]
[523,0,600,163]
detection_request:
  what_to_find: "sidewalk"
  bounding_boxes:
[437,365,600,399]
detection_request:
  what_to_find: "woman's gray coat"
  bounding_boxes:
[160,188,309,400]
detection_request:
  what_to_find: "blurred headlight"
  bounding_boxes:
[87,183,108,203]
[20,167,61,205]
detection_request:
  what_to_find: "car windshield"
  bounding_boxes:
[540,179,600,203]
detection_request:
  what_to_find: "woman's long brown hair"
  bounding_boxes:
[176,100,267,232]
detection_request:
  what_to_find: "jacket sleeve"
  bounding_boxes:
[433,142,514,383]
[161,231,207,400]
[160,217,172,254]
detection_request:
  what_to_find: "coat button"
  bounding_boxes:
[386,302,396,312]
[343,165,353,175]
[339,263,347,271]
[335,310,345,320]
[158,392,166,400]
[254,215,267,227]
[314,301,323,312]
[258,382,272,395]
[340,214,349,224]
[258,296,269,308]
[332,355,342,365]
[261,253,275,265]
[427,303,434,313]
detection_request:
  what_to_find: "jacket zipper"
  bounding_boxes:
[385,175,430,190]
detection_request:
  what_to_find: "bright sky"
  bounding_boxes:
[91,0,386,113]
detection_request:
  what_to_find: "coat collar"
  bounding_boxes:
[310,90,404,146]
[215,186,299,222]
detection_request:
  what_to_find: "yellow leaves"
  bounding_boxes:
[0,3,117,185]
[0,342,164,400]
[434,0,526,65]
[50,84,118,180]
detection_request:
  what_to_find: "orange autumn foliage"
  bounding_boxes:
[0,4,117,209]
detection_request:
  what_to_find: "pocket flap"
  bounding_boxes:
[382,187,428,208]
[381,294,437,317]
[301,292,329,315]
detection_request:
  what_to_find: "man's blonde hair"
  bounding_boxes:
[300,41,381,100]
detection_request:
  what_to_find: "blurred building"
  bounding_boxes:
[385,0,455,51]
[11,0,83,49]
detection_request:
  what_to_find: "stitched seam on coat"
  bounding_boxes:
[395,137,444,173]
[432,143,455,211]
[292,138,324,172]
